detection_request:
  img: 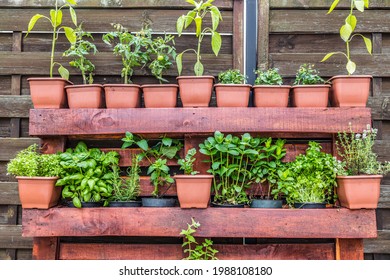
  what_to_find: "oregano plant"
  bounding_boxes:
[321,0,372,75]
[176,0,222,76]
[26,0,78,80]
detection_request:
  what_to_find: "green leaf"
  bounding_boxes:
[346,14,357,32]
[176,15,185,36]
[176,53,183,75]
[50,9,63,27]
[64,27,76,44]
[354,0,365,12]
[66,0,77,5]
[210,6,222,30]
[69,6,77,26]
[194,16,202,37]
[162,137,172,146]
[361,35,372,54]
[364,0,369,8]
[186,0,196,5]
[346,60,356,75]
[58,65,70,80]
[185,11,196,28]
[72,197,81,208]
[26,14,44,35]
[340,23,352,42]
[136,139,148,151]
[211,31,222,56]
[321,52,337,62]
[327,0,340,14]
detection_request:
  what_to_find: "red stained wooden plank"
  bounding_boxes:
[58,243,335,260]
[22,208,377,239]
[32,237,59,260]
[29,108,372,136]
[337,239,364,260]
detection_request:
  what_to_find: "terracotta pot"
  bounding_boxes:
[28,77,72,108]
[329,75,372,107]
[141,84,178,108]
[104,84,141,108]
[176,76,214,107]
[16,176,61,209]
[336,175,382,209]
[214,84,251,107]
[65,84,104,108]
[253,85,291,107]
[291,84,330,107]
[174,174,213,208]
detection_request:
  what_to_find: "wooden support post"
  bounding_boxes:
[10,31,22,138]
[257,0,270,70]
[336,238,364,260]
[233,0,244,72]
[32,237,59,260]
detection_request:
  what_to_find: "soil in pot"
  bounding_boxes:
[291,85,330,107]
[214,84,251,107]
[211,202,246,208]
[66,201,103,208]
[142,84,178,108]
[65,84,104,108]
[177,76,214,107]
[108,201,142,207]
[330,75,372,107]
[294,203,326,209]
[250,199,283,208]
[253,85,290,107]
[28,77,72,108]
[104,84,141,108]
[141,197,177,207]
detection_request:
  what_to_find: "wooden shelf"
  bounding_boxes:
[22,207,377,239]
[29,108,371,136]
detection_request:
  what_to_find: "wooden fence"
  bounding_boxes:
[0,0,389,260]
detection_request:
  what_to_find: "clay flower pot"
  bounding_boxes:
[28,77,72,108]
[104,84,141,108]
[16,176,61,209]
[65,84,104,108]
[214,84,251,107]
[329,75,372,107]
[336,175,382,209]
[253,85,291,107]
[141,84,179,108]
[176,76,214,107]
[291,84,331,107]
[174,174,213,208]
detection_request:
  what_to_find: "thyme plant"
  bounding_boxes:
[217,69,246,84]
[293,64,325,85]
[254,68,283,86]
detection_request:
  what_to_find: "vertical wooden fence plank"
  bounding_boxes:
[10,31,22,138]
[32,237,59,260]
[336,239,364,260]
[257,0,269,70]
[233,0,244,72]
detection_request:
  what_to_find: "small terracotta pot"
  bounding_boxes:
[16,176,61,209]
[65,84,104,108]
[329,75,372,107]
[214,84,251,107]
[177,76,214,107]
[253,85,291,107]
[28,77,72,108]
[104,84,141,108]
[291,84,330,107]
[336,175,382,209]
[174,174,213,208]
[141,84,178,108]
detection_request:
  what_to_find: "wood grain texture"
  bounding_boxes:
[0,225,32,249]
[337,239,364,260]
[257,0,270,70]
[270,0,390,8]
[364,230,390,254]
[0,137,39,161]
[0,95,32,118]
[0,182,20,205]
[28,108,372,136]
[232,0,244,71]
[22,207,377,238]
[32,237,58,260]
[58,243,335,260]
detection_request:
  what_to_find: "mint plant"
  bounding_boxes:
[321,0,372,75]
[217,69,246,84]
[176,0,222,76]
[254,68,283,85]
[26,0,78,80]
[293,64,325,85]
[178,148,199,175]
[63,24,98,84]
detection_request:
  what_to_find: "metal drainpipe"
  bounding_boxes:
[245,0,258,107]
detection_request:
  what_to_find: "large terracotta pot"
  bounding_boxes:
[16,176,61,209]
[336,175,382,209]
[291,84,330,107]
[28,77,72,108]
[329,75,372,107]
[176,76,214,107]
[65,84,104,108]
[141,84,178,108]
[174,174,213,208]
[214,84,251,107]
[104,84,141,108]
[253,85,291,107]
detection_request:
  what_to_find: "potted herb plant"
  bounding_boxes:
[175,0,222,107]
[142,33,179,108]
[56,141,120,208]
[276,142,340,209]
[173,148,213,208]
[102,24,151,108]
[335,124,390,209]
[291,64,330,108]
[26,0,78,108]
[121,132,183,207]
[214,69,251,107]
[63,24,103,108]
[249,138,287,208]
[108,155,141,207]
[252,68,291,107]
[321,0,372,107]
[6,144,62,209]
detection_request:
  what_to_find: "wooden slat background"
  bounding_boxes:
[1,0,389,259]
